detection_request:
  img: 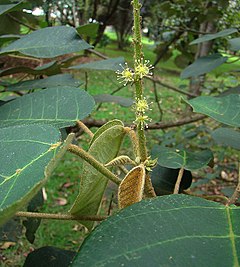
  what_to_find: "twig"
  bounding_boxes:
[80,114,206,130]
[76,120,94,138]
[174,167,184,194]
[15,211,107,221]
[227,164,240,206]
[68,144,121,185]
[7,13,36,31]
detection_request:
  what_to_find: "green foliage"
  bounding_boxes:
[212,128,240,150]
[186,95,240,127]
[0,126,72,225]
[0,87,95,128]
[0,26,91,58]
[72,195,240,266]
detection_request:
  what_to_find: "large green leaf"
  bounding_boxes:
[151,145,213,171]
[70,122,125,229]
[0,87,95,128]
[181,54,228,78]
[72,195,240,267]
[212,128,240,150]
[186,94,240,127]
[93,94,133,107]
[0,26,91,58]
[6,74,82,91]
[0,125,73,226]
[0,1,23,16]
[229,38,240,51]
[190,28,238,45]
[70,57,125,71]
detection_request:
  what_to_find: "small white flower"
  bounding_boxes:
[116,63,134,86]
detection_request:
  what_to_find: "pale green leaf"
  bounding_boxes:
[186,94,240,127]
[70,122,125,229]
[212,128,240,150]
[0,1,23,16]
[0,125,73,226]
[0,26,91,58]
[70,57,125,71]
[181,54,228,78]
[72,195,240,267]
[0,87,95,128]
[190,28,238,45]
[229,38,240,51]
[93,94,133,107]
[6,74,82,91]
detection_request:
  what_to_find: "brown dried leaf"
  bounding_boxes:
[118,165,145,209]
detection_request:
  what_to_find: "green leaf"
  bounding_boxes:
[6,74,82,91]
[181,54,228,79]
[0,126,74,226]
[70,122,125,229]
[76,23,99,38]
[212,128,240,150]
[229,38,240,51]
[151,145,213,171]
[186,94,240,127]
[0,87,95,128]
[89,119,123,146]
[0,26,91,58]
[0,1,23,16]
[70,57,125,71]
[0,61,61,77]
[72,195,240,267]
[93,94,133,107]
[190,28,238,45]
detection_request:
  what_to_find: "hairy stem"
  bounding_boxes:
[174,167,184,194]
[68,144,121,185]
[16,211,107,221]
[132,0,148,162]
[76,120,94,138]
[227,164,240,206]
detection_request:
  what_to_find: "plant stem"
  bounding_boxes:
[68,144,121,185]
[227,164,240,206]
[15,211,107,221]
[77,120,94,138]
[174,167,184,194]
[132,0,148,162]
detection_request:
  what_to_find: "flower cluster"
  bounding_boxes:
[134,97,152,129]
[134,115,152,129]
[116,59,153,86]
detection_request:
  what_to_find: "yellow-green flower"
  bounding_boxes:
[135,59,154,79]
[116,63,134,86]
[135,97,151,113]
[134,115,151,129]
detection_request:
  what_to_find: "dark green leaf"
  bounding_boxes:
[186,94,240,127]
[23,190,44,244]
[76,23,99,38]
[6,74,82,91]
[229,38,240,51]
[93,94,133,107]
[72,195,240,267]
[23,246,76,267]
[0,26,91,58]
[151,145,213,171]
[0,61,61,77]
[70,57,125,71]
[0,1,23,16]
[181,54,228,78]
[0,126,73,225]
[0,87,95,128]
[190,28,238,45]
[212,128,240,150]
[151,165,192,195]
